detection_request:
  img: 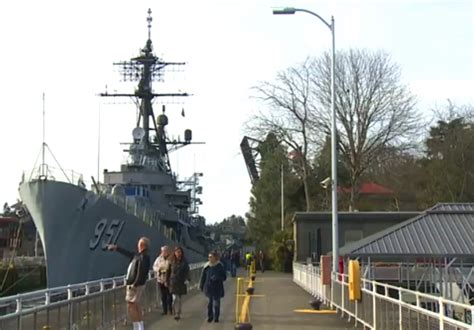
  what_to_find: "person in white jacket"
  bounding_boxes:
[153,245,173,315]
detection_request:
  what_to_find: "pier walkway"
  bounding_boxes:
[127,271,355,330]
[0,262,472,329]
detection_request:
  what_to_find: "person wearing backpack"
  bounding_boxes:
[107,237,151,330]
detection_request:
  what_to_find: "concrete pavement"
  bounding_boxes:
[250,272,360,329]
[117,270,238,330]
[117,270,359,329]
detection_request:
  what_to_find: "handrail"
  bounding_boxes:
[293,262,473,330]
[0,262,206,320]
[0,275,124,304]
[23,166,89,188]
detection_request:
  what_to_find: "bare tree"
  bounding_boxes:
[246,59,321,211]
[309,49,419,210]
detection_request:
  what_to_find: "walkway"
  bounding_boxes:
[251,272,359,329]
[117,271,237,329]
[129,270,357,330]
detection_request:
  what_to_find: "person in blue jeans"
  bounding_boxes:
[230,250,239,277]
[199,251,227,323]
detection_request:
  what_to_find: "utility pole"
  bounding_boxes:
[281,164,284,231]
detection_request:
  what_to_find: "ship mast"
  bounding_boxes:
[40,93,46,177]
[100,9,189,172]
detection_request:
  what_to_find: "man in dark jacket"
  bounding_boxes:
[199,251,226,323]
[230,250,239,277]
[107,237,150,330]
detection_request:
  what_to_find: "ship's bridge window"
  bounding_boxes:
[125,186,150,198]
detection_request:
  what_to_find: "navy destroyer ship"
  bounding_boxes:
[19,9,207,287]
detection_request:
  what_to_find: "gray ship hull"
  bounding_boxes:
[19,180,204,287]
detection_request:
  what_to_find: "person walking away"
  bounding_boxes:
[258,250,265,273]
[245,252,251,270]
[230,250,239,277]
[221,251,230,273]
[153,246,172,315]
[166,246,190,320]
[199,251,226,323]
[107,237,151,330]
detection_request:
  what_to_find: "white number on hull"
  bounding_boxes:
[89,219,125,250]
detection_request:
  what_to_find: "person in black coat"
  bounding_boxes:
[167,246,190,320]
[199,251,227,323]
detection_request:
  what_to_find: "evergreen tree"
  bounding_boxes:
[421,107,474,204]
[246,133,303,251]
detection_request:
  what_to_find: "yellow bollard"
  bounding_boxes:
[234,274,254,330]
[43,326,51,330]
[348,260,361,301]
[235,277,244,324]
[251,260,256,276]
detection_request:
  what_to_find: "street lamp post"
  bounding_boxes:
[281,163,284,231]
[273,7,339,273]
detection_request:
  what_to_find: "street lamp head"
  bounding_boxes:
[272,7,296,15]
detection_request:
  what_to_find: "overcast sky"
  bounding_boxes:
[0,0,472,223]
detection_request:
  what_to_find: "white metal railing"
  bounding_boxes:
[105,194,159,228]
[293,262,474,330]
[0,261,206,329]
[24,166,90,188]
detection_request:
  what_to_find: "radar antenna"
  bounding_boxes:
[99,9,197,174]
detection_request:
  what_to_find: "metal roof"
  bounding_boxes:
[428,203,474,212]
[338,203,474,258]
[292,211,420,223]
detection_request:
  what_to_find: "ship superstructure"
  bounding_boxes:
[19,9,207,287]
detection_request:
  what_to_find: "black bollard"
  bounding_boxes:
[309,298,323,310]
[235,323,253,330]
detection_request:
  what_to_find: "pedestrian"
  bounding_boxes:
[221,251,230,273]
[258,250,265,273]
[199,251,227,323]
[230,250,239,277]
[152,245,173,315]
[107,237,151,330]
[167,246,190,320]
[245,252,252,270]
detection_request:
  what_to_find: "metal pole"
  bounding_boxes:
[194,173,197,214]
[41,92,46,177]
[330,16,339,273]
[97,101,101,183]
[34,231,39,257]
[272,7,338,271]
[281,163,284,231]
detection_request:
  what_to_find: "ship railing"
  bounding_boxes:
[0,261,206,329]
[106,194,186,243]
[23,166,91,189]
[293,262,474,330]
[105,194,160,229]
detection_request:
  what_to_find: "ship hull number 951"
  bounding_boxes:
[89,219,125,250]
